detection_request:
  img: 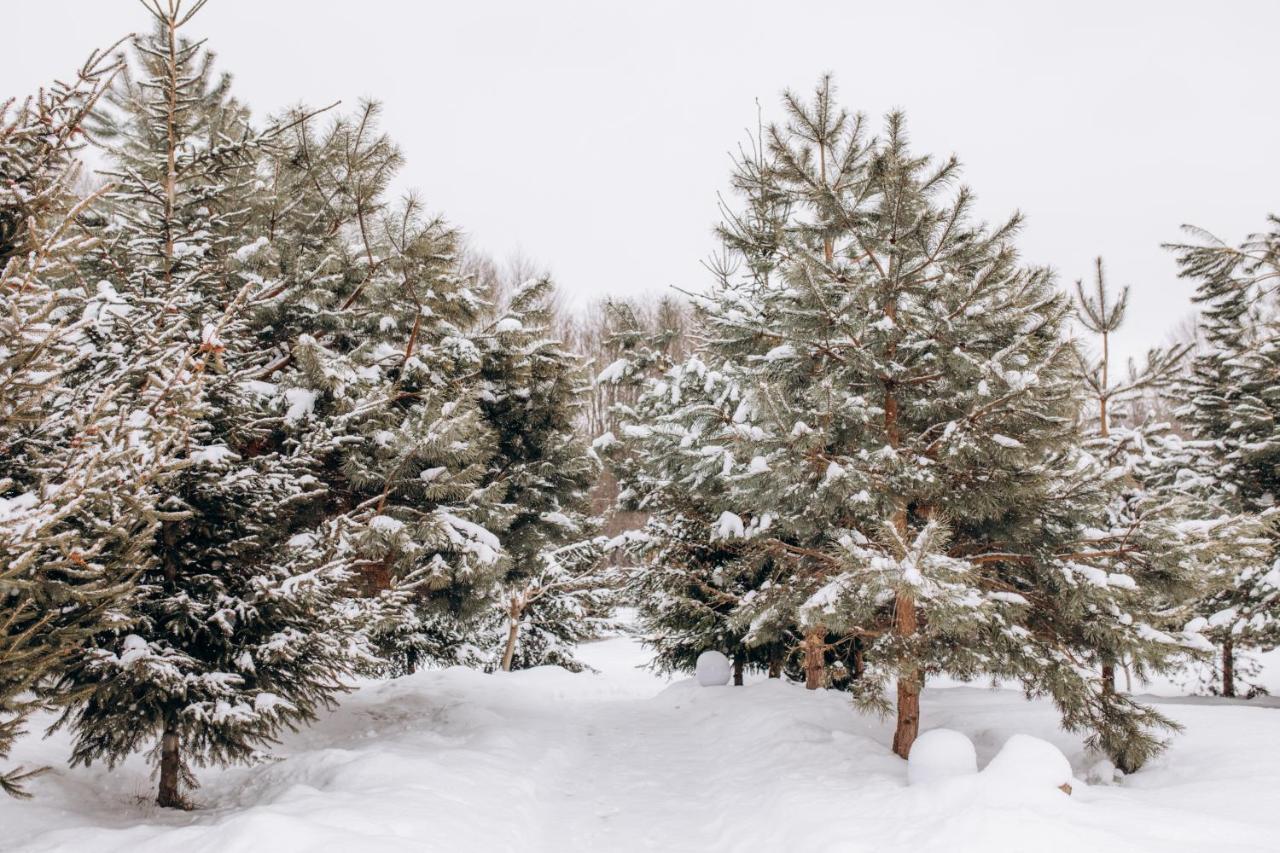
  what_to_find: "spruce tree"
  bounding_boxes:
[54,3,356,808]
[0,46,182,799]
[1168,217,1280,697]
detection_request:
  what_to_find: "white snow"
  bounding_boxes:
[983,733,1074,790]
[712,510,745,540]
[907,728,978,785]
[283,388,318,424]
[694,650,732,687]
[3,633,1280,852]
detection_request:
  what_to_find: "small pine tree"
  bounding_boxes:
[1167,218,1280,697]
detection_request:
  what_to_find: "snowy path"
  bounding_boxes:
[4,634,1280,852]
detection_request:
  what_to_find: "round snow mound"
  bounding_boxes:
[983,734,1073,789]
[695,650,732,686]
[907,728,978,785]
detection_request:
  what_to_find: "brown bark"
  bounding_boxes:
[733,656,744,687]
[767,648,782,679]
[1101,662,1116,696]
[1222,638,1235,698]
[891,589,921,759]
[156,724,183,809]
[852,637,865,680]
[500,595,523,673]
[802,626,826,690]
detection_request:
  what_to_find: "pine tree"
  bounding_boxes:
[243,100,507,675]
[54,3,357,808]
[617,77,1221,769]
[0,45,183,799]
[1168,217,1280,697]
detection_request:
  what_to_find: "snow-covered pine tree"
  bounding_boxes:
[473,275,605,671]
[1061,258,1273,768]
[54,2,357,808]
[621,77,1212,768]
[0,45,185,799]
[1072,258,1193,695]
[243,101,505,674]
[1168,217,1280,697]
[606,345,793,684]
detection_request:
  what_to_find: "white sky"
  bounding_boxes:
[7,0,1278,364]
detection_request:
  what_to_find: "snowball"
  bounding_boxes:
[695,650,732,687]
[907,728,978,785]
[983,734,1073,790]
[1085,758,1120,785]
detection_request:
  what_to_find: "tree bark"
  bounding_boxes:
[500,596,523,673]
[1222,638,1235,698]
[891,595,921,759]
[852,637,865,680]
[157,724,182,809]
[767,647,782,679]
[733,656,744,687]
[1101,662,1116,696]
[802,626,825,690]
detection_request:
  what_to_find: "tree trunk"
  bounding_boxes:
[802,626,825,690]
[891,589,921,759]
[157,724,182,809]
[1222,638,1235,698]
[733,656,744,686]
[852,637,865,680]
[500,596,523,673]
[1101,662,1116,696]
[767,647,782,679]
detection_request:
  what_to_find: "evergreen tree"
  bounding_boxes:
[475,276,604,671]
[616,77,1230,769]
[1168,217,1280,697]
[245,100,506,674]
[0,46,182,799]
[54,3,356,808]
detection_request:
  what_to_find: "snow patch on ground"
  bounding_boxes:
[3,634,1278,852]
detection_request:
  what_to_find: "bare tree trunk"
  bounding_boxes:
[733,655,744,686]
[500,595,523,673]
[1222,638,1235,698]
[157,724,182,809]
[891,592,921,760]
[1101,662,1116,696]
[802,626,825,690]
[767,647,782,679]
[852,637,865,680]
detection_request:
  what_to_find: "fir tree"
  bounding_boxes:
[55,3,357,808]
[475,276,604,671]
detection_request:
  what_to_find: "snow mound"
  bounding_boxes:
[695,650,732,686]
[983,733,1073,790]
[906,728,977,785]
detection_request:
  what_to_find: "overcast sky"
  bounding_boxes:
[7,0,1278,364]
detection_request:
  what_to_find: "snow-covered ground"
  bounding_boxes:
[4,633,1279,853]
